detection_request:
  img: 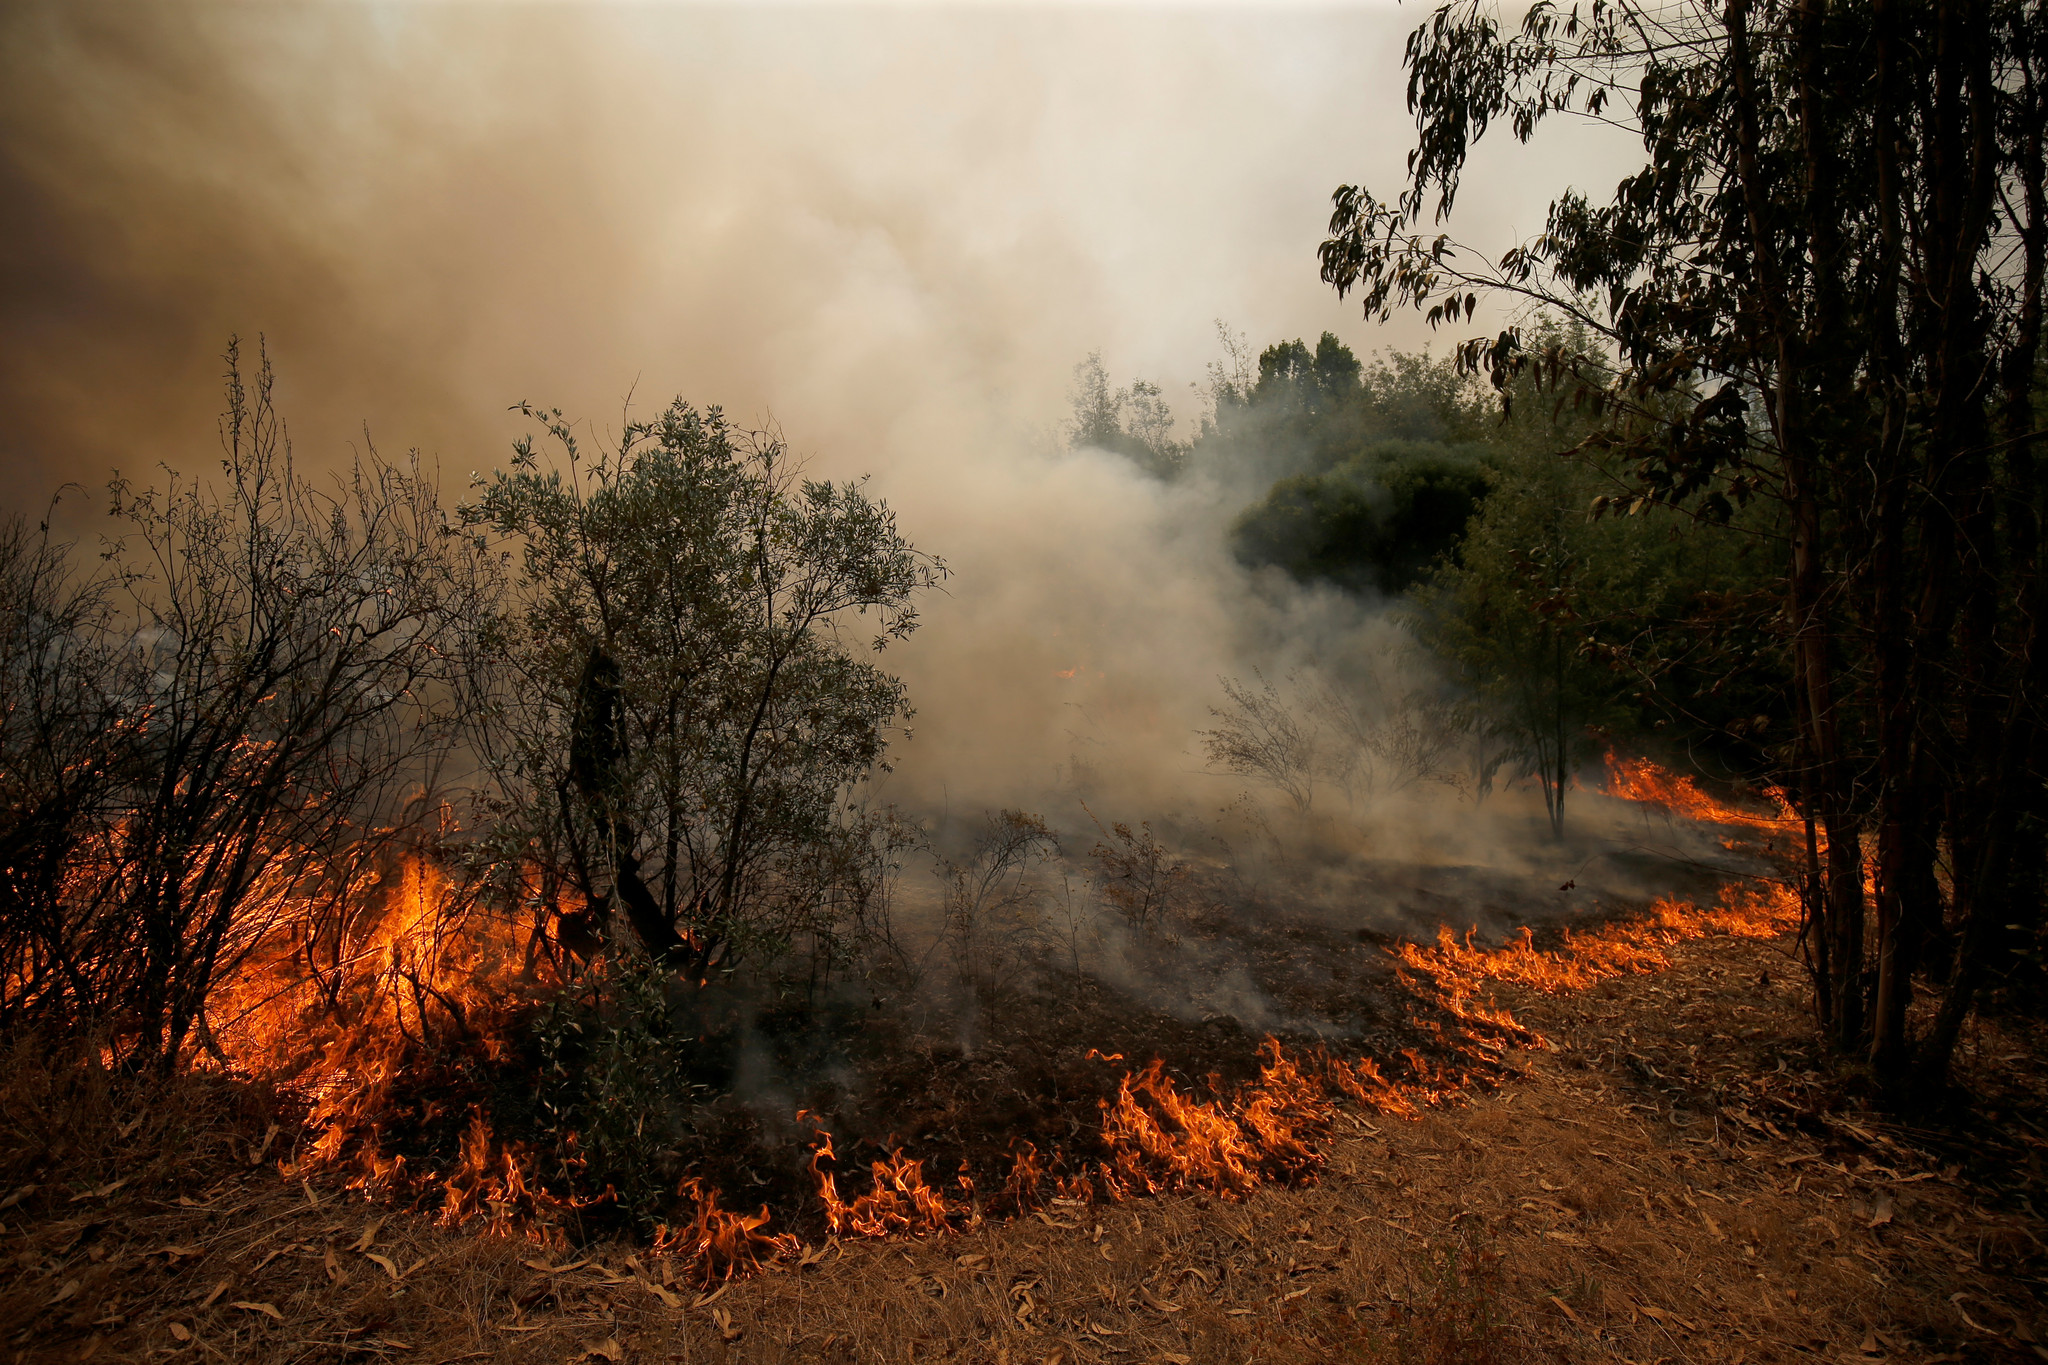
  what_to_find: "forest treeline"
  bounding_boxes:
[1073,320,1782,842]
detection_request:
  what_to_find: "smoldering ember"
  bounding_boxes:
[3,3,2047,1364]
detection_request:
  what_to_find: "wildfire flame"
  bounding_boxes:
[190,751,1796,1282]
[656,1179,798,1279]
[809,1130,960,1238]
[1603,751,1797,830]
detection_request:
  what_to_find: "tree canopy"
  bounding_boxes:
[463,399,943,976]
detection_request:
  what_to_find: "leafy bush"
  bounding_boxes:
[529,956,711,1227]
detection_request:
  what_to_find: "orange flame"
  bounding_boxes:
[1393,886,1799,1002]
[655,1179,799,1282]
[1604,751,1796,830]
[810,1130,960,1237]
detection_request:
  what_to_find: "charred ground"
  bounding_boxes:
[297,858,1578,1245]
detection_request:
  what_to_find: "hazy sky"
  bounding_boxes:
[0,0,1640,827]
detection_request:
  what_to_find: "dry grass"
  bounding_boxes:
[5,928,2045,1365]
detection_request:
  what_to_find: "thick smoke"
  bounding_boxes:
[0,1,1697,967]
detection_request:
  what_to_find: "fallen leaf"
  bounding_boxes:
[0,1184,37,1210]
[638,1277,680,1309]
[523,1257,589,1276]
[69,1178,128,1202]
[798,1244,828,1269]
[1951,1294,2002,1336]
[199,1279,231,1309]
[578,1338,622,1362]
[365,1252,400,1281]
[51,1279,81,1305]
[229,1302,283,1321]
[1641,1304,1700,1332]
[161,1244,201,1260]
[1859,1331,1880,1355]
[712,1307,741,1342]
[168,1323,191,1342]
[692,1282,729,1310]
[1868,1193,1895,1229]
[1282,1288,1310,1302]
[1550,1296,1585,1328]
[352,1219,386,1253]
[323,1246,345,1284]
[956,1253,990,1269]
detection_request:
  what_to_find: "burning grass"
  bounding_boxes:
[23,752,2020,1362]
[28,757,1809,1274]
[8,924,2048,1364]
[1393,883,1802,1002]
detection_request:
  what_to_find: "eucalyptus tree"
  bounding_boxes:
[1321,0,2047,1094]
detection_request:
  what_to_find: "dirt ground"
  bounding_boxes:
[7,922,2048,1365]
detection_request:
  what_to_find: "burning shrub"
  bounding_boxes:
[0,343,497,1069]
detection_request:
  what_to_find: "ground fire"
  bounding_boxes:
[158,753,1805,1285]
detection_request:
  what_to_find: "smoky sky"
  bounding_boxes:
[0,0,1646,834]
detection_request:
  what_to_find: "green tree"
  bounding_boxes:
[1413,456,1616,836]
[1201,334,1500,593]
[463,400,943,979]
[1231,441,1490,595]
[1067,352,1186,478]
[1321,0,2048,1094]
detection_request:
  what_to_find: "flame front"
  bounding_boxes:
[183,751,1798,1281]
